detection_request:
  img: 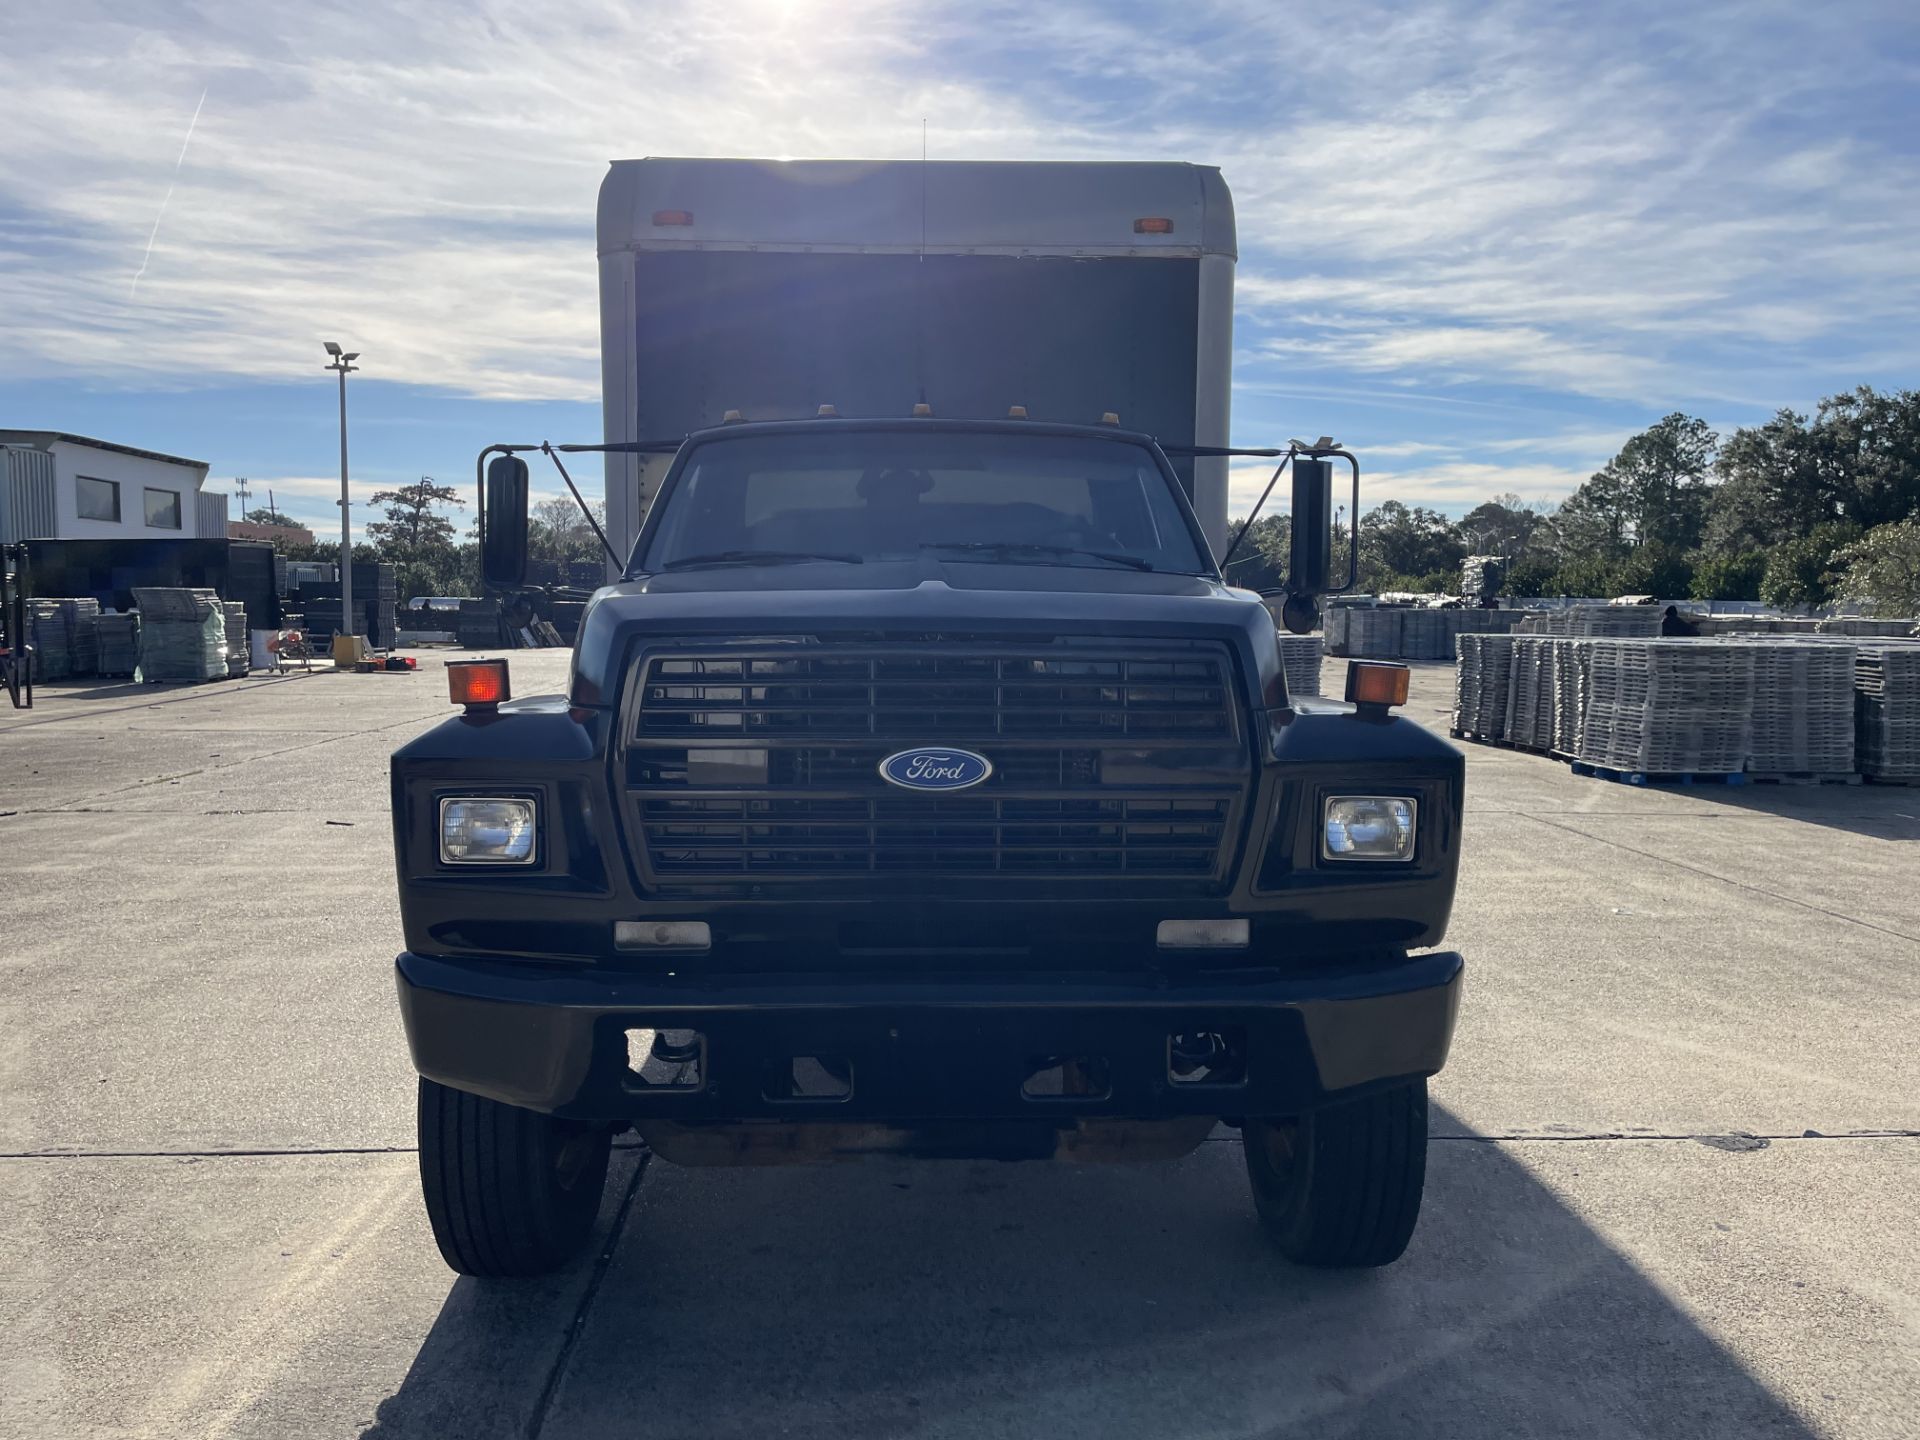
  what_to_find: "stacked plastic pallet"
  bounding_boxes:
[133,588,227,681]
[25,598,103,680]
[1453,633,1517,739]
[1574,640,1757,775]
[1820,617,1918,638]
[1734,639,1857,776]
[1277,634,1323,698]
[1399,610,1451,661]
[1551,638,1589,755]
[456,597,503,650]
[1503,636,1558,750]
[1856,644,1920,782]
[91,612,140,676]
[1345,608,1404,659]
[221,601,249,677]
[26,601,72,680]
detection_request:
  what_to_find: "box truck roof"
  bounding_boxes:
[597,158,1236,259]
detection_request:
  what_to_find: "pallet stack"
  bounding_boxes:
[221,601,249,678]
[1735,639,1857,777]
[1277,634,1323,698]
[1504,636,1558,750]
[1856,645,1920,782]
[91,612,140,676]
[1453,634,1517,739]
[1551,638,1589,755]
[456,598,503,650]
[133,588,227,681]
[1574,640,1757,777]
[1346,608,1404,659]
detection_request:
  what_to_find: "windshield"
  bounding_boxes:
[634,431,1212,575]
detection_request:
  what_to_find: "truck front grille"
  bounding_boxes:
[635,652,1232,740]
[623,641,1247,889]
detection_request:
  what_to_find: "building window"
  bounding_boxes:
[77,475,121,522]
[144,487,182,529]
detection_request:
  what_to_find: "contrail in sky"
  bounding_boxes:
[129,87,208,298]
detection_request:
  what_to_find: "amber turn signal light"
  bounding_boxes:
[1345,660,1410,709]
[447,659,510,709]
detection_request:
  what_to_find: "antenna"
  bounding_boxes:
[233,476,251,513]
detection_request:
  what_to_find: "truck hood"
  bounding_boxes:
[565,560,1286,710]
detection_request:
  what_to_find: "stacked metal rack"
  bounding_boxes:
[1452,633,1517,740]
[1856,644,1920,782]
[1574,640,1758,777]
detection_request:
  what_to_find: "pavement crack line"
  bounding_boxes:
[1515,810,1920,946]
[526,1150,651,1440]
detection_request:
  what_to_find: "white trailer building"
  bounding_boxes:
[0,431,225,544]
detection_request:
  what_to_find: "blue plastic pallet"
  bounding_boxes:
[1570,761,1750,787]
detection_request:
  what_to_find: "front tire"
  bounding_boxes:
[417,1077,613,1277]
[1243,1077,1428,1268]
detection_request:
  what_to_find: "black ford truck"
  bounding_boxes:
[391,414,1465,1277]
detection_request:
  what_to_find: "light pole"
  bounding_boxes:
[323,342,361,640]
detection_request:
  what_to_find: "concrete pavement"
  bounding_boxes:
[2,654,1915,1438]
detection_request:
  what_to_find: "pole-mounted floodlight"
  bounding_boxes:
[323,342,362,643]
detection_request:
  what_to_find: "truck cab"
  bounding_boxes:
[390,159,1464,1278]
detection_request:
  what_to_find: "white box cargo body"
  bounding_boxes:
[595,158,1239,571]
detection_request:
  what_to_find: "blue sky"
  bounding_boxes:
[3,0,1917,537]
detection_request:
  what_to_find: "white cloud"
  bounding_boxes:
[1,0,1916,426]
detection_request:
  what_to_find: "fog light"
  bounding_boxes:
[615,921,712,951]
[1156,919,1249,949]
[1323,796,1417,861]
[438,797,536,864]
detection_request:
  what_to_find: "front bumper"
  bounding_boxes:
[396,950,1464,1123]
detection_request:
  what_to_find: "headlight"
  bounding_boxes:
[1323,796,1416,862]
[439,797,537,865]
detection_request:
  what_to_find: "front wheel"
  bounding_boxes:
[417,1077,613,1277]
[1243,1077,1428,1268]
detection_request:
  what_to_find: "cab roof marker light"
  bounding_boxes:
[1007,405,1029,418]
[446,658,509,710]
[1346,661,1410,710]
[912,402,933,416]
[1100,411,1121,426]
[651,209,694,226]
[816,403,839,417]
[1133,217,1175,234]
[721,409,745,424]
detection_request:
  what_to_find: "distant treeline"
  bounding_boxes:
[1226,386,1920,616]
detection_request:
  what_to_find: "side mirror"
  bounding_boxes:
[482,455,530,589]
[1287,457,1333,595]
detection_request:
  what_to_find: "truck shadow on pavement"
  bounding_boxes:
[363,1107,1816,1440]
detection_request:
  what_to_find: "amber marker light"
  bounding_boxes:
[447,659,510,710]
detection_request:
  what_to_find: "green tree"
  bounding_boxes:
[367,476,464,553]
[1457,494,1546,559]
[1560,413,1717,556]
[1220,514,1288,591]
[529,497,611,578]
[242,504,300,528]
[1359,501,1465,588]
[1831,519,1920,618]
[1759,522,1860,609]
[1710,387,1920,550]
[1689,548,1766,602]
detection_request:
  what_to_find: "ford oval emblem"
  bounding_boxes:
[878,747,993,792]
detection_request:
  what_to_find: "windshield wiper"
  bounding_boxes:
[656,549,865,571]
[921,541,1156,572]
